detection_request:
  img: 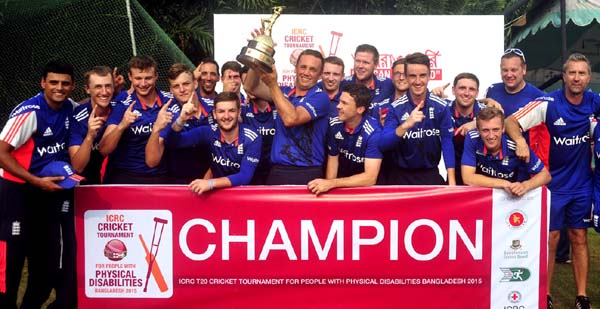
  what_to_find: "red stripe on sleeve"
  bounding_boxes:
[4,113,30,145]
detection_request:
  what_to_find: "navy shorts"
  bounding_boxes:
[550,191,592,230]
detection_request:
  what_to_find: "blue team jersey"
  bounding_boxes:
[486,82,545,117]
[165,123,262,186]
[69,100,116,184]
[160,99,214,183]
[514,89,600,193]
[315,81,341,121]
[105,89,176,175]
[380,91,455,169]
[328,115,382,177]
[448,100,485,176]
[271,85,330,167]
[0,92,77,182]
[341,75,394,118]
[593,120,600,207]
[242,101,276,180]
[462,131,544,182]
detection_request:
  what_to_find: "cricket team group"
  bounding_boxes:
[0,41,598,308]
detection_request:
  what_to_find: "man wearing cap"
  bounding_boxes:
[0,60,78,308]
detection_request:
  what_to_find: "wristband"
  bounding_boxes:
[208,179,214,190]
[174,119,185,128]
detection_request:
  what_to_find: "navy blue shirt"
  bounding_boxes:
[328,115,382,177]
[165,123,262,186]
[105,89,176,175]
[271,86,330,167]
[242,101,276,183]
[0,92,76,182]
[160,99,214,184]
[448,100,485,185]
[462,131,544,182]
[341,75,394,118]
[380,91,455,169]
[515,89,600,193]
[69,100,116,184]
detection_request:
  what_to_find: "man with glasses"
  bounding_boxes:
[505,53,599,309]
[486,48,547,164]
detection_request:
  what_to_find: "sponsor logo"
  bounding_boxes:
[403,128,440,139]
[553,117,566,126]
[43,127,53,137]
[499,267,530,282]
[212,154,240,169]
[478,164,514,180]
[36,142,66,157]
[506,210,526,228]
[10,104,40,118]
[401,112,409,121]
[213,140,221,148]
[256,126,275,136]
[553,134,589,146]
[335,132,344,140]
[247,156,259,163]
[339,148,364,163]
[508,291,522,303]
[510,240,521,250]
[131,124,153,135]
[504,239,528,260]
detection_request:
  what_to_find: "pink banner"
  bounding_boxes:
[76,186,547,308]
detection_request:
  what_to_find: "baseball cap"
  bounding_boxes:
[39,161,85,189]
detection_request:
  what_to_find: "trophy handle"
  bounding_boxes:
[261,6,285,37]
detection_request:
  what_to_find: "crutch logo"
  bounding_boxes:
[318,31,344,57]
[139,217,169,293]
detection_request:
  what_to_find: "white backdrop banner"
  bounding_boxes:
[215,14,504,96]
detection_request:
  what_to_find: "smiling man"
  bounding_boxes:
[162,92,261,193]
[99,55,176,184]
[69,66,116,184]
[461,107,550,195]
[245,49,330,184]
[505,53,600,309]
[379,52,456,185]
[307,83,382,194]
[0,60,78,308]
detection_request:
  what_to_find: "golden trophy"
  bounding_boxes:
[236,6,285,73]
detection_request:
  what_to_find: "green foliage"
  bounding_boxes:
[141,0,517,64]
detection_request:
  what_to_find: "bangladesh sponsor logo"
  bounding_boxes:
[506,210,527,228]
[504,239,529,260]
[500,268,530,282]
[510,240,521,250]
[508,291,522,303]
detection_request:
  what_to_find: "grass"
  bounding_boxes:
[16,231,600,307]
